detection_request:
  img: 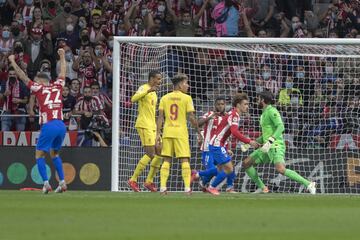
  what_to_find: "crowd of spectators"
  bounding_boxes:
[0,0,359,148]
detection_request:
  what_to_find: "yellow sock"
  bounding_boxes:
[145,155,162,183]
[181,161,191,189]
[130,154,151,182]
[160,161,170,189]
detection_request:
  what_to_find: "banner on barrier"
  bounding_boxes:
[0,147,111,190]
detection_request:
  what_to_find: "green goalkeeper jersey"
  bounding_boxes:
[257,105,285,147]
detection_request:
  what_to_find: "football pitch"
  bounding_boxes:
[0,191,359,240]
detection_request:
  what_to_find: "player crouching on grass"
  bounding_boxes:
[202,93,260,196]
[8,49,68,194]
[242,91,316,194]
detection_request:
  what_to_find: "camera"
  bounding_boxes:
[84,117,111,145]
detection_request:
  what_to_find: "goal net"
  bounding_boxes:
[112,37,360,194]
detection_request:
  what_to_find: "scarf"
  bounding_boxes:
[5,80,20,113]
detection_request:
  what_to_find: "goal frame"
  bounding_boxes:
[111,37,360,192]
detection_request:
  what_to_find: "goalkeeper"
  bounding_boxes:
[243,91,316,194]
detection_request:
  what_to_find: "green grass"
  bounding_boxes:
[0,191,359,240]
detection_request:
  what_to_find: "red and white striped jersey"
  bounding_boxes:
[74,95,109,125]
[210,108,251,147]
[27,77,65,125]
[200,111,224,151]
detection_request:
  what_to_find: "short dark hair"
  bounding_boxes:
[232,92,248,107]
[215,96,226,103]
[258,91,275,104]
[8,66,15,72]
[171,74,188,86]
[90,82,100,88]
[148,70,161,81]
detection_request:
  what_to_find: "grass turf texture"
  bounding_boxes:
[0,191,359,240]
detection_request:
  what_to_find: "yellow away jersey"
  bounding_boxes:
[131,83,157,130]
[159,90,195,139]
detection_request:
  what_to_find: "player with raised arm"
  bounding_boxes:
[191,97,237,193]
[243,91,316,194]
[8,49,68,194]
[156,74,200,195]
[127,70,163,192]
[206,93,260,195]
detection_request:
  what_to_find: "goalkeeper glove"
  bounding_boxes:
[240,144,250,152]
[260,137,275,153]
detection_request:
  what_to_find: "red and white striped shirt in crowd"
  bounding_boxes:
[74,95,109,124]
[200,111,224,151]
[128,27,149,36]
[78,63,98,90]
[109,13,122,35]
[28,77,65,125]
[262,72,282,97]
[95,92,112,108]
[191,5,209,29]
[0,38,14,54]
[21,5,34,27]
[210,108,251,148]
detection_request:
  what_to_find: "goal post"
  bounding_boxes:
[112,37,360,193]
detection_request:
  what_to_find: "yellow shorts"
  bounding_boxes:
[136,128,156,146]
[161,138,191,158]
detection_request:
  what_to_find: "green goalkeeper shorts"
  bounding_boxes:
[250,144,286,165]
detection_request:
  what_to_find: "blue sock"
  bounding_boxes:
[52,156,64,181]
[36,158,48,182]
[210,170,227,188]
[226,171,236,188]
[199,167,218,185]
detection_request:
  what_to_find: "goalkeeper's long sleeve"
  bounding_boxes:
[230,125,251,144]
[269,108,285,140]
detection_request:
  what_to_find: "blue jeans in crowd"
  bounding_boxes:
[1,111,26,131]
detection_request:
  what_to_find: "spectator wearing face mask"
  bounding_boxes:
[278,76,303,107]
[166,0,209,37]
[19,0,35,27]
[42,0,62,20]
[74,86,109,130]
[56,46,77,80]
[260,64,282,97]
[71,0,88,19]
[57,16,80,50]
[23,27,53,79]
[0,67,29,131]
[124,1,155,36]
[10,18,26,41]
[52,0,78,37]
[12,41,29,72]
[290,16,305,38]
[0,25,14,55]
[62,85,76,129]
[94,42,112,91]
